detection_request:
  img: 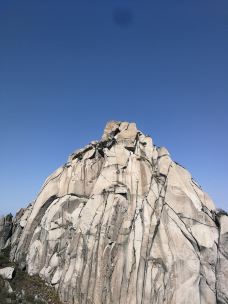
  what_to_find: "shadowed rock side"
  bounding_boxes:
[0,214,13,250]
[1,121,228,304]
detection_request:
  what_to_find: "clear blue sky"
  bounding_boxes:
[0,0,227,215]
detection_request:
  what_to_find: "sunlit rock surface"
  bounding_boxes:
[0,266,14,280]
[2,121,228,303]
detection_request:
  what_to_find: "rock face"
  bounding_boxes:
[1,121,228,304]
[0,214,13,249]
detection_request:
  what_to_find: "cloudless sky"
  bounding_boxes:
[0,0,227,215]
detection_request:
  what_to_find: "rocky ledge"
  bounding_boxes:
[0,121,227,304]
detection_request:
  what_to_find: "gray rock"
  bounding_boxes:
[3,121,228,303]
[0,214,13,249]
[0,267,14,280]
[4,280,13,293]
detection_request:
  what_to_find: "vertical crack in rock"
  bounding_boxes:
[214,211,228,304]
[1,121,227,304]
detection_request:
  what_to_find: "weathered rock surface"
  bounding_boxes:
[0,214,13,249]
[1,121,228,304]
[0,267,14,280]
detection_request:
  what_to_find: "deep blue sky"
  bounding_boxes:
[0,0,227,215]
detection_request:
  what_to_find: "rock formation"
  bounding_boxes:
[0,266,14,280]
[0,214,12,250]
[0,121,228,304]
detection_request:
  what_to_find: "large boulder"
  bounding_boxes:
[0,267,14,280]
[6,121,228,304]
